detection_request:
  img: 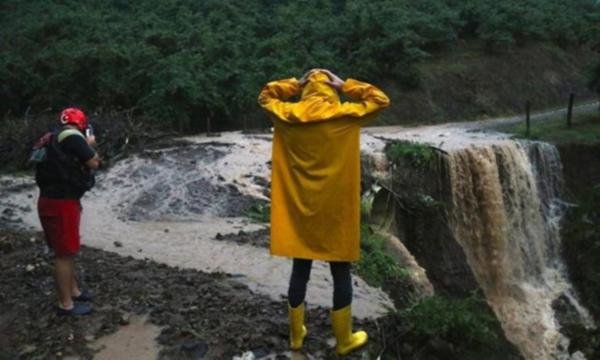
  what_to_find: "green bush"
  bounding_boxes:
[589,60,600,99]
[401,293,498,345]
[1,0,598,130]
[355,224,407,287]
[385,140,436,168]
[244,203,270,223]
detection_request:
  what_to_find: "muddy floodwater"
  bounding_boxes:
[0,132,394,319]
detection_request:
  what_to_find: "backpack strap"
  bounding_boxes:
[57,128,85,143]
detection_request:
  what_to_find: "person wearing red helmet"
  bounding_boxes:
[35,107,102,316]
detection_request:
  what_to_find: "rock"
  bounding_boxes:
[19,345,36,356]
[250,347,269,357]
[181,338,208,358]
[428,337,454,356]
[164,229,169,233]
[0,239,13,253]
[113,241,123,248]
[215,233,223,240]
[25,264,35,272]
[233,351,255,360]
[119,313,131,326]
[402,342,413,354]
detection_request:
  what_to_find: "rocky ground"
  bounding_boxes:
[0,230,345,360]
[0,230,521,360]
[214,228,270,248]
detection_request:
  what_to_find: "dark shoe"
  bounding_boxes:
[72,289,93,302]
[57,302,93,316]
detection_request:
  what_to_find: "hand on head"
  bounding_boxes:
[299,68,344,90]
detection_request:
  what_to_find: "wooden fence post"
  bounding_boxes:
[566,93,574,128]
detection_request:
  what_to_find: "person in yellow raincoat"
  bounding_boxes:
[258,69,390,355]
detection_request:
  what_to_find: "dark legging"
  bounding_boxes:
[288,258,352,310]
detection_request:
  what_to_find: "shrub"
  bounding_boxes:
[244,203,270,223]
[385,140,436,169]
[355,224,407,287]
[400,293,498,345]
[1,0,598,130]
[589,60,600,100]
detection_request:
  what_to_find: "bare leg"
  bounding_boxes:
[55,257,74,309]
[71,268,81,298]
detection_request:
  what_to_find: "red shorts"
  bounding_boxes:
[38,197,82,257]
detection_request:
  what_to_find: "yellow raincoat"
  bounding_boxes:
[258,72,390,261]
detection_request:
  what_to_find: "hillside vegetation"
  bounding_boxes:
[1,0,599,130]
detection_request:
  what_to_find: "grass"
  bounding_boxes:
[503,112,600,144]
[244,203,270,223]
[400,293,498,346]
[355,224,408,287]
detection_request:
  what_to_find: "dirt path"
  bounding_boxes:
[367,101,599,134]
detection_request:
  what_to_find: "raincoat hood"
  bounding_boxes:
[300,72,340,103]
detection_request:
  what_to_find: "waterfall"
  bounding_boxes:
[447,140,594,360]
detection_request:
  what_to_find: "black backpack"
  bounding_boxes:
[32,128,95,198]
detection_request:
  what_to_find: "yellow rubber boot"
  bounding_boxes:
[288,303,308,350]
[331,305,368,355]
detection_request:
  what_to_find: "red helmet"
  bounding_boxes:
[59,107,88,131]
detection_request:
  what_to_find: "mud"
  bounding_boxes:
[0,230,522,360]
[215,229,270,248]
[86,315,162,360]
[0,231,347,359]
[0,177,35,229]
